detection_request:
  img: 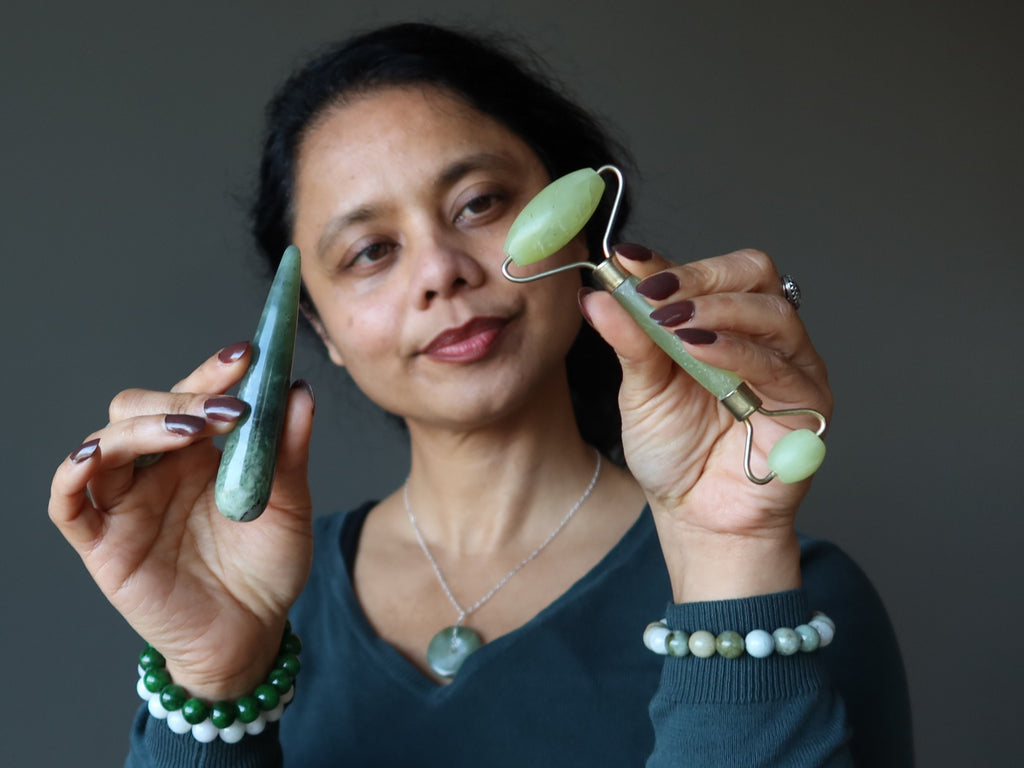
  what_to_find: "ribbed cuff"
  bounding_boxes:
[657,589,829,705]
[132,708,282,768]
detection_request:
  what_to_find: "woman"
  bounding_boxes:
[49,23,911,767]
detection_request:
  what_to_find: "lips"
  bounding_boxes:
[420,316,509,362]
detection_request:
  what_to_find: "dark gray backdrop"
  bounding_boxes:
[4,1,1020,765]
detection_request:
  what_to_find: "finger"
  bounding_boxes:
[49,439,106,548]
[169,341,252,394]
[264,380,316,521]
[110,388,248,424]
[616,247,781,302]
[84,413,224,510]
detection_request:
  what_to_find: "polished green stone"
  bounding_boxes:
[688,630,717,658]
[715,631,745,659]
[773,627,801,656]
[504,168,605,266]
[254,683,280,711]
[210,701,237,729]
[138,646,164,671]
[666,631,690,657]
[276,653,301,677]
[281,633,302,655]
[142,668,171,694]
[181,697,209,725]
[159,683,187,711]
[795,623,821,652]
[267,668,294,694]
[215,245,302,522]
[767,428,827,484]
[426,626,483,678]
[235,695,261,723]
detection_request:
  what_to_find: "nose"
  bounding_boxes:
[408,229,486,308]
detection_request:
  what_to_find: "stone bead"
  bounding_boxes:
[715,631,745,659]
[191,719,219,743]
[235,696,261,724]
[244,715,267,736]
[136,676,154,701]
[772,627,801,656]
[210,701,237,729]
[166,710,192,735]
[254,683,280,712]
[267,668,294,695]
[281,686,295,705]
[811,611,835,632]
[281,634,303,656]
[666,631,690,657]
[795,624,821,652]
[142,668,171,694]
[276,653,301,677]
[809,617,835,647]
[181,698,210,726]
[688,630,717,658]
[744,629,775,658]
[159,684,187,712]
[138,646,165,671]
[219,722,247,744]
[148,695,169,720]
[643,622,671,654]
[264,701,285,723]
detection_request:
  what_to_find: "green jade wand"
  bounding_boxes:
[503,167,827,484]
[215,245,302,521]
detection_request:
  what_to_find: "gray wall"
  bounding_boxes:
[4,1,1020,765]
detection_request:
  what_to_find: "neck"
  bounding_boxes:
[401,378,602,554]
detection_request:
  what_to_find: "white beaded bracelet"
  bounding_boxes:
[643,611,835,658]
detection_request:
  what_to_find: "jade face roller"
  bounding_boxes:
[502,166,827,484]
[215,245,302,521]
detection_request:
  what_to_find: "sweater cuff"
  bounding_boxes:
[129,705,282,768]
[657,589,829,705]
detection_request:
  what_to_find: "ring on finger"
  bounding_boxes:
[780,274,802,310]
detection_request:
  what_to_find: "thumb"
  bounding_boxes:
[266,379,315,517]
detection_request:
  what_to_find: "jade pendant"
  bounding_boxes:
[426,626,482,678]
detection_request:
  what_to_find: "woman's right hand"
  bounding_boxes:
[48,342,316,699]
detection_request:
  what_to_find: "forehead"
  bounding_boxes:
[296,85,539,185]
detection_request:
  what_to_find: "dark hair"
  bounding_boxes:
[251,22,633,461]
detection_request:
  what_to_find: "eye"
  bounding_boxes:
[345,239,397,270]
[454,192,504,224]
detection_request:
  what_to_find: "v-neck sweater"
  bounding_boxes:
[127,504,913,767]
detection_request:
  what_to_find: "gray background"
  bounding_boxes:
[3,1,1020,765]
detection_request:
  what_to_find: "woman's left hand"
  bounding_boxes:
[580,246,832,602]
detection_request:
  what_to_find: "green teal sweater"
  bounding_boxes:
[127,505,912,766]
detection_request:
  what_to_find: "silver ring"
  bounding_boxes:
[780,274,801,309]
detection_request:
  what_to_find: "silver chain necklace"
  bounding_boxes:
[404,451,602,678]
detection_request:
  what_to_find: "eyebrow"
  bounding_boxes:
[314,151,519,261]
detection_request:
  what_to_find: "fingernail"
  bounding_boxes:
[204,396,248,423]
[635,272,679,300]
[218,341,250,364]
[164,414,206,436]
[577,287,596,327]
[674,328,717,345]
[612,242,653,261]
[650,300,695,327]
[70,438,100,463]
[291,379,315,410]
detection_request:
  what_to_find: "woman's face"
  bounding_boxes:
[291,86,587,431]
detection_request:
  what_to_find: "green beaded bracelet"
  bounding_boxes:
[136,624,301,743]
[643,611,834,659]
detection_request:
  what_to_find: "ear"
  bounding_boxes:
[301,304,346,368]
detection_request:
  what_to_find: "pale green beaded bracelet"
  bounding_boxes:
[135,625,301,743]
[643,611,834,658]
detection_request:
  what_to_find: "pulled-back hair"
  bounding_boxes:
[251,22,632,461]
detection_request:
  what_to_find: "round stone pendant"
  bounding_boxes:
[426,625,483,678]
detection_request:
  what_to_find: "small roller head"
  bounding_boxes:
[766,429,827,484]
[504,168,605,266]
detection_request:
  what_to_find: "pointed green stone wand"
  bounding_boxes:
[215,245,302,521]
[503,167,827,484]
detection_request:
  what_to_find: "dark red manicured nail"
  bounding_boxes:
[577,287,596,327]
[70,438,100,463]
[218,341,250,364]
[291,379,315,410]
[612,243,653,261]
[164,414,206,436]
[635,272,679,300]
[674,328,717,345]
[204,396,248,423]
[650,300,695,327]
